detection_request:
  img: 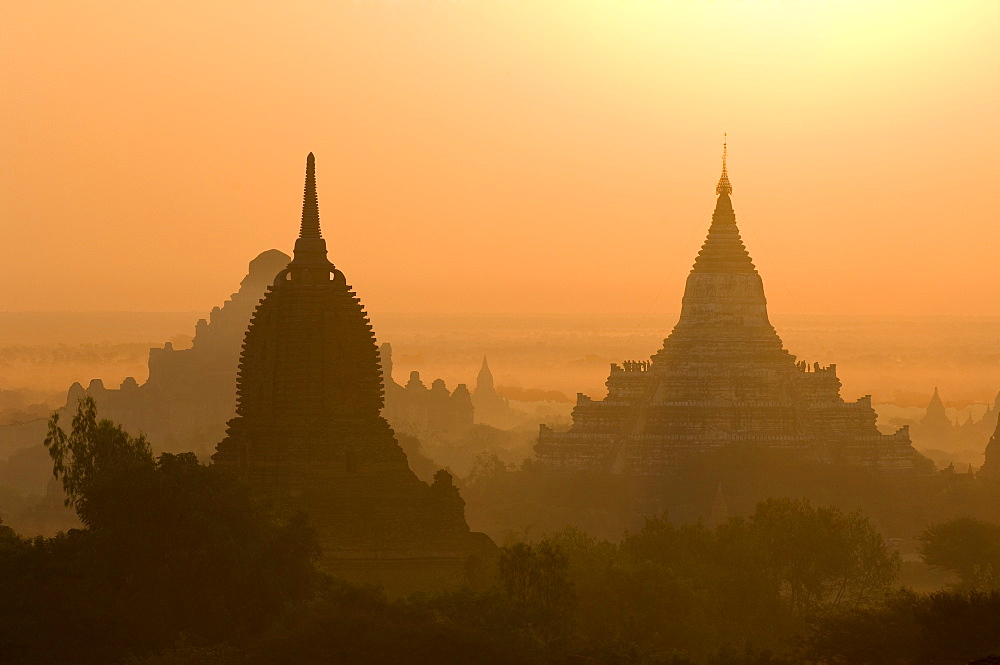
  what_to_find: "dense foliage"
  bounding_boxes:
[918,516,1000,590]
[0,399,998,664]
[0,398,318,664]
[460,448,998,543]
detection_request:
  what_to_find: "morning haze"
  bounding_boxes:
[3,1,998,314]
[2,2,1000,664]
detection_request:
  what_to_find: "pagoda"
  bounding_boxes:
[979,417,1000,478]
[214,154,493,587]
[536,145,922,474]
[472,355,513,428]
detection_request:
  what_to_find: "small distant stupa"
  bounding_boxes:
[536,142,924,474]
[919,388,953,434]
[213,154,493,587]
[472,355,513,428]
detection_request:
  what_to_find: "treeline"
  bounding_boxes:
[1,400,999,664]
[460,448,1000,544]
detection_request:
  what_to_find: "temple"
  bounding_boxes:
[472,355,514,428]
[213,154,493,588]
[0,249,291,463]
[909,388,1000,456]
[536,146,924,474]
[914,387,954,443]
[980,417,1000,478]
[381,344,475,440]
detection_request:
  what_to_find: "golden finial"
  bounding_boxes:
[716,133,732,196]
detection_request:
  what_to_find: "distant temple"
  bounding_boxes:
[472,355,514,428]
[13,249,292,459]
[213,154,493,587]
[920,388,952,433]
[380,350,517,436]
[0,249,292,535]
[980,417,1000,478]
[381,343,475,439]
[3,256,480,469]
[536,147,924,474]
[909,387,1000,454]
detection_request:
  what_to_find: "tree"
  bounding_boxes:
[247,579,528,665]
[0,398,321,664]
[802,589,922,665]
[44,395,154,527]
[498,540,576,657]
[748,498,900,615]
[465,451,512,489]
[918,517,1000,590]
[804,589,1000,665]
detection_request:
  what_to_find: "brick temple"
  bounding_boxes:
[536,148,923,474]
[214,154,493,588]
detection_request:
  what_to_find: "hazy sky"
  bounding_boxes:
[3,1,998,315]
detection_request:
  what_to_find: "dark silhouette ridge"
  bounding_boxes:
[213,154,494,590]
[536,148,926,475]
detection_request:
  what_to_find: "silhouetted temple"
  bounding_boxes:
[472,355,514,428]
[0,249,291,461]
[912,387,954,446]
[536,149,923,474]
[381,344,475,439]
[213,154,493,587]
[980,417,1000,478]
[922,388,951,429]
[909,387,1000,455]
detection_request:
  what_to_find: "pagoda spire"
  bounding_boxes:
[716,134,732,196]
[299,152,322,239]
[689,138,755,274]
[290,153,334,272]
[928,387,945,411]
[476,355,495,393]
[920,387,951,429]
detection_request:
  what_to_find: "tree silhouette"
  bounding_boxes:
[919,517,1000,591]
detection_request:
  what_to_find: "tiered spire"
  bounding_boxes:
[290,153,334,272]
[299,152,322,239]
[716,134,732,196]
[691,138,755,274]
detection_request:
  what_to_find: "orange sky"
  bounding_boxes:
[2,1,998,316]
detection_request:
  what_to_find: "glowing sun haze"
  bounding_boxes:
[2,0,998,315]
